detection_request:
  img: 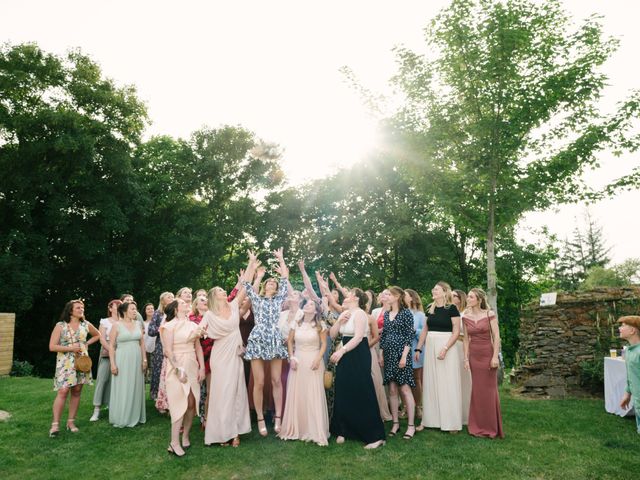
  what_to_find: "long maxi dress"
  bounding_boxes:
[147,310,165,401]
[369,319,392,421]
[204,300,251,444]
[464,313,504,438]
[380,308,416,388]
[279,320,330,446]
[161,319,201,424]
[421,304,463,431]
[330,309,385,444]
[109,322,146,427]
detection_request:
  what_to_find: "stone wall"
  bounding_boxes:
[511,287,640,398]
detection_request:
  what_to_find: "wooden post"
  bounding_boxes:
[0,313,16,375]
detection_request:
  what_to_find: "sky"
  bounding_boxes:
[3,0,639,263]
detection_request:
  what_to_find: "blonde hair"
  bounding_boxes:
[207,287,226,314]
[191,295,208,315]
[176,287,192,299]
[157,291,174,313]
[259,278,279,296]
[467,288,489,311]
[428,281,453,315]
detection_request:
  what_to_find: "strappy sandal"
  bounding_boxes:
[167,444,185,457]
[388,421,400,437]
[257,417,268,437]
[403,425,415,440]
[49,422,59,438]
[273,416,281,434]
[66,419,79,433]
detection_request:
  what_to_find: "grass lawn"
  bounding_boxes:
[0,376,636,480]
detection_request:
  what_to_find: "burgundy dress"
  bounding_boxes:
[463,313,504,438]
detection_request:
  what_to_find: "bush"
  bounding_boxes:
[10,360,34,377]
[578,357,604,394]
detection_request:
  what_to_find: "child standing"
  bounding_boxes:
[618,315,640,434]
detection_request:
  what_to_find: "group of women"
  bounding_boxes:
[48,249,504,453]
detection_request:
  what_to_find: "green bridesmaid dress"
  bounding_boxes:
[109,322,146,427]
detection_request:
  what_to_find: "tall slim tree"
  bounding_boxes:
[385,0,640,312]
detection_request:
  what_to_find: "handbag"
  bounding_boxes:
[488,312,505,385]
[323,370,333,390]
[75,353,92,373]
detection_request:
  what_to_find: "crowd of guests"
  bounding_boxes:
[48,248,510,453]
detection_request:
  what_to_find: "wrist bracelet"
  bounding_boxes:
[414,348,422,353]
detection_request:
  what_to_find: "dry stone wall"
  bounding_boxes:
[511,287,640,398]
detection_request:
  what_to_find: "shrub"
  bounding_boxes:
[10,360,34,377]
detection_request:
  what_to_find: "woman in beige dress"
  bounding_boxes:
[203,272,252,447]
[161,298,206,456]
[279,298,330,446]
[366,290,392,422]
[453,289,471,425]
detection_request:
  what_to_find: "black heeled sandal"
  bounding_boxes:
[403,424,415,440]
[389,421,400,437]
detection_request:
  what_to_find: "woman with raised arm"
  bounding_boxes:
[463,288,503,438]
[243,249,290,436]
[380,286,416,439]
[161,299,206,456]
[414,281,462,433]
[189,294,211,426]
[203,268,252,447]
[279,297,329,446]
[330,288,385,449]
[90,299,121,422]
[48,300,100,436]
[108,301,146,428]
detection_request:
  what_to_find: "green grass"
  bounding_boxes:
[0,376,637,479]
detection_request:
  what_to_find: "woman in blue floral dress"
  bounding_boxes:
[48,299,100,437]
[242,248,289,436]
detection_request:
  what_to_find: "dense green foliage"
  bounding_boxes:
[0,376,638,480]
[2,0,639,377]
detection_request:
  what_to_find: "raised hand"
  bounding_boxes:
[329,272,338,282]
[298,259,305,271]
[272,247,284,261]
[256,266,266,279]
[247,250,258,263]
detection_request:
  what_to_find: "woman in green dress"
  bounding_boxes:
[109,301,147,428]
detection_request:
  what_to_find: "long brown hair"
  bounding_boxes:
[453,289,467,312]
[468,288,489,311]
[388,286,408,310]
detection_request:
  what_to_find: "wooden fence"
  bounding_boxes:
[0,313,16,375]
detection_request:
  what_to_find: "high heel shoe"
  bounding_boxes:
[66,419,79,433]
[49,422,59,438]
[388,422,400,437]
[273,416,281,434]
[256,417,268,437]
[403,425,415,440]
[167,444,185,457]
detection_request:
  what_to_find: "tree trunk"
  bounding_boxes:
[486,181,498,319]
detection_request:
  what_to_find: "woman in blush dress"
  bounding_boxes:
[279,298,329,446]
[462,288,504,438]
[365,290,392,423]
[203,270,252,447]
[330,288,385,449]
[161,298,206,456]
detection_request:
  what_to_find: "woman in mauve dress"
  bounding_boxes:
[462,288,504,439]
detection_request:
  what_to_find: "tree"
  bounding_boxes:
[382,0,640,314]
[0,43,148,371]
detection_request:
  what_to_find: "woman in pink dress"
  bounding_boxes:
[462,288,504,439]
[279,298,329,446]
[203,269,253,447]
[161,299,206,456]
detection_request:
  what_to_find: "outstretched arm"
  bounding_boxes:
[329,272,348,298]
[298,260,321,303]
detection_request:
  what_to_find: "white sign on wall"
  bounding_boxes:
[540,292,557,307]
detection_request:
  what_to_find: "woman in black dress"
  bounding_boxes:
[329,288,385,449]
[380,286,416,439]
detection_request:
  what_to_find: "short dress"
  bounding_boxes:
[380,308,416,387]
[243,280,289,360]
[53,321,93,390]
